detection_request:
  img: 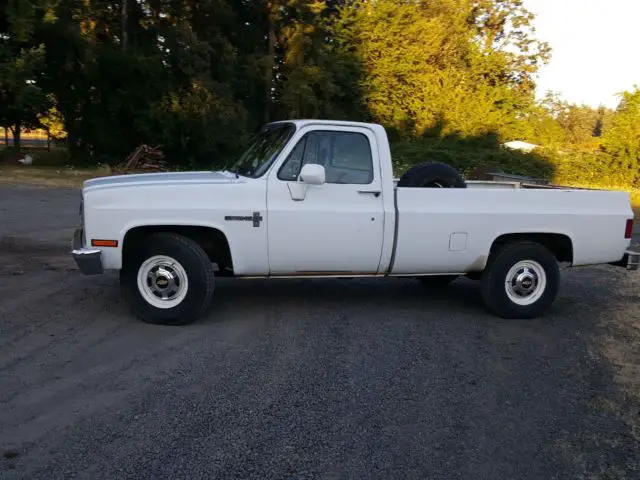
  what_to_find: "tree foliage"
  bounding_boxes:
[0,0,637,191]
[0,0,51,147]
[328,0,549,139]
[602,87,640,186]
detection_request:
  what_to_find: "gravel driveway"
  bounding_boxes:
[1,185,639,479]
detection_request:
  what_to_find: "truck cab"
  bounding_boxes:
[258,121,396,275]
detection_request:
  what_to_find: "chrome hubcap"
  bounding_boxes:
[513,269,537,294]
[149,266,180,299]
[505,260,546,306]
[137,255,189,309]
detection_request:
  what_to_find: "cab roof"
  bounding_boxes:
[268,119,382,130]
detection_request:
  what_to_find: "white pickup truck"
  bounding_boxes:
[71,119,638,325]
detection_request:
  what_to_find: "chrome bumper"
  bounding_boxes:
[610,249,640,271]
[71,228,103,275]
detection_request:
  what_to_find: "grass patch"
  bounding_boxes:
[0,165,111,188]
[1,146,71,167]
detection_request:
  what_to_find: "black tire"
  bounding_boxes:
[397,162,467,188]
[480,241,560,319]
[418,275,458,288]
[120,233,215,326]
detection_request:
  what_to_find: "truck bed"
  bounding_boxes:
[390,186,633,275]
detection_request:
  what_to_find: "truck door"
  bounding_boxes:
[266,125,385,275]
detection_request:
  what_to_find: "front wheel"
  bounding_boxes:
[480,242,560,319]
[120,233,215,325]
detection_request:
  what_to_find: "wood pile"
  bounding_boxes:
[112,144,168,174]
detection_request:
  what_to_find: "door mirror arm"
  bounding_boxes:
[288,164,326,201]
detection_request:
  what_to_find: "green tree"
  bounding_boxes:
[3,0,585,178]
[34,0,264,165]
[603,86,640,185]
[470,0,551,94]
[329,0,550,140]
[557,104,600,148]
[256,0,363,122]
[0,0,51,147]
[38,103,66,146]
[527,91,609,150]
[593,105,615,138]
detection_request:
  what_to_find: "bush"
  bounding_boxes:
[390,137,554,180]
[550,150,636,188]
[390,137,637,192]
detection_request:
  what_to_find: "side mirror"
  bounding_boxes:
[299,164,325,185]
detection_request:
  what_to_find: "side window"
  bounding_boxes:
[277,130,374,184]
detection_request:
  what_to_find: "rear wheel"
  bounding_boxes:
[480,242,560,319]
[120,233,215,325]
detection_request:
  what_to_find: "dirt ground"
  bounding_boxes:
[1,185,639,479]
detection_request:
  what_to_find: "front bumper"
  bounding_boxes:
[71,228,104,275]
[610,249,640,271]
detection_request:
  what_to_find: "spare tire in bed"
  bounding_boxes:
[397,162,467,188]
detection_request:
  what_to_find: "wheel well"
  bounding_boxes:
[490,233,573,264]
[122,225,234,275]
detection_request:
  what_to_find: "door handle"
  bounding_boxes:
[358,190,381,197]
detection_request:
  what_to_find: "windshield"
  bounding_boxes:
[229,123,296,178]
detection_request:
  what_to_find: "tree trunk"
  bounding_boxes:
[121,0,128,50]
[264,3,277,123]
[67,127,80,160]
[12,123,21,149]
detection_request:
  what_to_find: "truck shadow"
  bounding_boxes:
[204,267,633,325]
[65,264,633,328]
[209,276,491,320]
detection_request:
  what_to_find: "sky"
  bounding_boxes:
[524,0,640,109]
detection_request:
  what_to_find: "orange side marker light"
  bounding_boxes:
[91,239,119,247]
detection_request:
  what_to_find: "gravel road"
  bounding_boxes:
[1,185,639,479]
